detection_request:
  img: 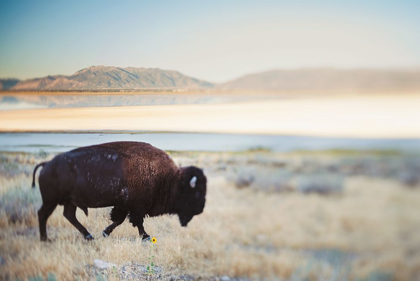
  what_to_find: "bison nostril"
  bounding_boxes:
[195,191,201,199]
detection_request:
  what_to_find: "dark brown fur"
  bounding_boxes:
[32,141,207,241]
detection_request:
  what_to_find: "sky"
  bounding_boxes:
[0,0,419,83]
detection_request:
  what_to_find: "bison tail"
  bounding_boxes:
[32,162,47,188]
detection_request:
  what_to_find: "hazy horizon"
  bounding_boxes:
[1,0,420,82]
[2,65,420,84]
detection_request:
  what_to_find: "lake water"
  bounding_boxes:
[0,94,275,111]
[0,133,419,153]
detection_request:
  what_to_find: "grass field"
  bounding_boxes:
[1,149,420,280]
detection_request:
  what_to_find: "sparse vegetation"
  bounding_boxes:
[1,150,420,280]
[295,173,344,194]
[0,185,41,224]
[222,151,420,193]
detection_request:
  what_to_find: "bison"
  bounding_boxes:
[31,141,207,241]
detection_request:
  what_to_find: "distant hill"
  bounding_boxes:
[219,68,420,90]
[0,78,20,90]
[8,66,213,90]
[3,67,420,91]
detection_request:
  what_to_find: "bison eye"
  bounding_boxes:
[195,191,201,199]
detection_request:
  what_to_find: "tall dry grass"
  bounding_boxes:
[1,151,420,280]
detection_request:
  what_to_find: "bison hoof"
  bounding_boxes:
[102,231,109,238]
[142,236,151,243]
[84,234,94,240]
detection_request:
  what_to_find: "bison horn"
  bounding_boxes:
[190,176,197,188]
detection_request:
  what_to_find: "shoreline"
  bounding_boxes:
[1,130,420,141]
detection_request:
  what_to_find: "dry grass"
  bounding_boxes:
[1,151,420,280]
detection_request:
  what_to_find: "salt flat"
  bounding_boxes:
[1,93,420,138]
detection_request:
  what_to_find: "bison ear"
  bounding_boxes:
[190,176,197,188]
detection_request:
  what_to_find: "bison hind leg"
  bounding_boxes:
[38,202,58,242]
[63,203,93,240]
[103,207,128,237]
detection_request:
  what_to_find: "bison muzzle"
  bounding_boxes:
[31,141,207,241]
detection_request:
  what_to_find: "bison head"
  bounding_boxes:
[176,166,207,227]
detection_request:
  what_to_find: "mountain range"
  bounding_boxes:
[0,78,20,90]
[1,66,419,91]
[1,66,213,90]
[219,68,420,90]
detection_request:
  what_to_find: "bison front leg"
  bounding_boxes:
[103,206,128,237]
[129,211,150,241]
[63,203,93,240]
[137,223,150,241]
[137,222,151,241]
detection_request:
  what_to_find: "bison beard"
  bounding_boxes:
[32,141,207,242]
